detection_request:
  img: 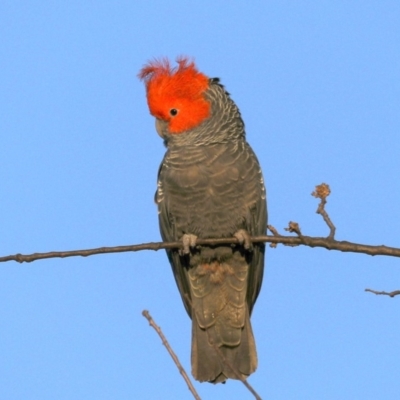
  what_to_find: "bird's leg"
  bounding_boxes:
[234,229,252,250]
[181,233,198,255]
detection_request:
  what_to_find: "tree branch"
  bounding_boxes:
[1,235,399,264]
[1,182,399,264]
[142,310,201,400]
[209,341,262,400]
[365,289,400,298]
[312,183,336,239]
[1,183,398,297]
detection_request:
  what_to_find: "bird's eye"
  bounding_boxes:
[169,108,178,116]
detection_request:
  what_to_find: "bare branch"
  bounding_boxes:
[1,235,400,264]
[312,183,336,239]
[209,341,262,400]
[1,183,399,266]
[267,225,279,248]
[365,289,400,298]
[142,310,201,400]
[284,221,302,236]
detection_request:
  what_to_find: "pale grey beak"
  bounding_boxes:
[155,118,168,139]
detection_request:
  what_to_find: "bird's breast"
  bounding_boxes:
[159,142,256,238]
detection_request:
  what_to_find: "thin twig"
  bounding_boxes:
[283,221,305,246]
[312,183,336,239]
[365,289,400,298]
[142,310,201,400]
[284,221,302,237]
[210,342,262,400]
[2,182,400,263]
[266,225,279,248]
[1,235,400,264]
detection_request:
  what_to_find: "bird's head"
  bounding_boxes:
[139,57,211,136]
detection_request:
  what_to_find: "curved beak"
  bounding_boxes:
[155,118,168,139]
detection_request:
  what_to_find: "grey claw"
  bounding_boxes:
[181,234,198,255]
[234,229,252,250]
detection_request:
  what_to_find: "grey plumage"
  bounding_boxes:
[155,80,267,383]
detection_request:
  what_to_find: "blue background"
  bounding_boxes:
[1,2,399,399]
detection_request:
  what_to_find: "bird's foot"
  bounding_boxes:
[181,234,198,255]
[234,229,252,250]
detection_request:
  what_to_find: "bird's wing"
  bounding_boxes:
[156,155,194,317]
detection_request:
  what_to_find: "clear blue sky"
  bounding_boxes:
[1,2,399,399]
